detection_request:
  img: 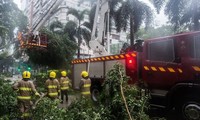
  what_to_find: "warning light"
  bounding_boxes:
[128,59,133,64]
[126,57,136,70]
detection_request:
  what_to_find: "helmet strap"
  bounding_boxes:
[23,78,29,81]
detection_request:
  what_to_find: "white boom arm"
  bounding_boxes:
[89,0,109,56]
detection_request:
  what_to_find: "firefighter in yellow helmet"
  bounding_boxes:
[13,71,40,119]
[59,71,71,103]
[45,71,60,100]
[79,71,91,97]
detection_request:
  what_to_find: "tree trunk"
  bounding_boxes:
[77,32,81,59]
[130,15,134,46]
[77,21,81,58]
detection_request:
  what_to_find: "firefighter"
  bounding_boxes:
[59,71,71,103]
[79,71,91,98]
[45,71,60,100]
[13,71,40,119]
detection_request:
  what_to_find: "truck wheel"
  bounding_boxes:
[182,101,200,120]
[176,97,200,120]
[91,87,100,102]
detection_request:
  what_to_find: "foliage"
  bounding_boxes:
[151,0,200,31]
[26,28,77,69]
[30,63,149,119]
[0,63,150,119]
[0,0,27,62]
[0,0,28,47]
[33,73,48,93]
[32,98,67,119]
[100,63,150,120]
[66,8,91,58]
[0,78,18,119]
[49,20,63,34]
[114,0,153,45]
[135,25,174,39]
[71,98,107,119]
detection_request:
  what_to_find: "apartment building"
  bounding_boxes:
[20,0,128,57]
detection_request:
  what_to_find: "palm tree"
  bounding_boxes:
[114,0,153,45]
[152,0,200,31]
[66,8,91,58]
[49,20,63,34]
[82,5,96,31]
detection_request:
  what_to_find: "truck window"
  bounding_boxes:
[147,39,175,62]
[193,35,200,59]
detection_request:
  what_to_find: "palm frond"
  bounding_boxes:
[82,21,92,31]
[79,9,89,21]
[150,0,166,13]
[67,8,80,19]
[49,20,63,32]
[140,2,153,31]
[64,21,78,40]
[114,1,130,32]
[80,27,91,47]
[165,0,187,31]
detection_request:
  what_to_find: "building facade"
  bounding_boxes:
[20,0,128,58]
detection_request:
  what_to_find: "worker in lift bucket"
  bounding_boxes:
[13,71,40,120]
[79,71,91,98]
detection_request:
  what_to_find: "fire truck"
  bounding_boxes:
[72,31,200,120]
[71,0,200,119]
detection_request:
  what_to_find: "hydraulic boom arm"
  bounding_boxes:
[89,0,109,56]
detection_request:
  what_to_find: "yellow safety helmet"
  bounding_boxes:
[81,71,89,78]
[61,71,67,77]
[22,71,31,79]
[49,71,56,78]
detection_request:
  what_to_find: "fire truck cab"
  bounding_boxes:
[138,31,200,120]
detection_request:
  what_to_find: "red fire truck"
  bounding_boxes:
[71,31,200,120]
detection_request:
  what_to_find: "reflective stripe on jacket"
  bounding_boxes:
[80,78,91,96]
[59,77,70,90]
[17,96,31,100]
[13,80,37,101]
[45,79,60,98]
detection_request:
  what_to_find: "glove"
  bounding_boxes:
[35,92,40,97]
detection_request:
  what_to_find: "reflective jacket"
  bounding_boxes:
[79,78,91,96]
[59,77,70,91]
[45,79,60,98]
[13,80,38,102]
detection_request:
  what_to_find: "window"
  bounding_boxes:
[148,39,175,62]
[194,35,200,59]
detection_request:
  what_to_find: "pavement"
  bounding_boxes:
[58,94,81,109]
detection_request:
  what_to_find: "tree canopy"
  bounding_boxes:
[152,0,200,31]
[26,28,77,69]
